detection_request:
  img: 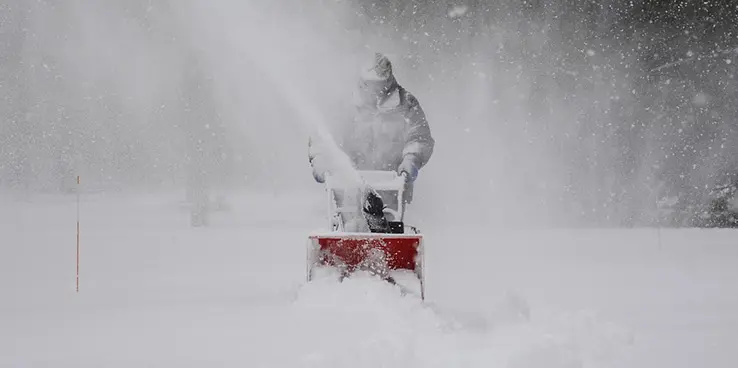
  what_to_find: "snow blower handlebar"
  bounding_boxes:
[324,170,408,227]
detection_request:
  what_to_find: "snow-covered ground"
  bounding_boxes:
[2,190,737,367]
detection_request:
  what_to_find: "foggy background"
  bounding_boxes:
[1,0,737,228]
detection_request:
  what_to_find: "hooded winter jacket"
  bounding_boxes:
[308,54,434,202]
[309,82,434,180]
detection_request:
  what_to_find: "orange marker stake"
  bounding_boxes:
[76,175,80,293]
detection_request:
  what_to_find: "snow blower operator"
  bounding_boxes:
[307,53,435,230]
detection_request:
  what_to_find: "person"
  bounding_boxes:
[308,53,435,230]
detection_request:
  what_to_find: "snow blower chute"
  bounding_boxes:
[307,170,425,300]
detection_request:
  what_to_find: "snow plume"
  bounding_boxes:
[169,0,369,189]
[0,0,369,193]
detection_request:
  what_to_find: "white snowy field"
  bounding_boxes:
[1,190,737,367]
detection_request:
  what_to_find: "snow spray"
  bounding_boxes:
[271,78,372,230]
[242,49,365,190]
[244,54,379,230]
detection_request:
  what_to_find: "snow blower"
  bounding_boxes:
[307,170,425,300]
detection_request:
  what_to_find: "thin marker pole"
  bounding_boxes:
[76,175,80,293]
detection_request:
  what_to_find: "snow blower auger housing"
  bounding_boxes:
[307,170,425,300]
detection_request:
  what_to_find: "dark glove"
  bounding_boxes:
[363,189,385,217]
[312,167,326,183]
[397,154,420,182]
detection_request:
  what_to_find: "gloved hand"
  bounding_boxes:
[397,154,420,182]
[309,154,329,184]
[312,167,327,183]
[363,189,385,217]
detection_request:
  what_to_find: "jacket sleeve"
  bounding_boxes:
[308,134,330,177]
[308,112,350,178]
[402,91,435,168]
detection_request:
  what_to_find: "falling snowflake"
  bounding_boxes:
[447,5,468,19]
[692,92,709,107]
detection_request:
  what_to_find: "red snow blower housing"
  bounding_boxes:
[307,170,425,299]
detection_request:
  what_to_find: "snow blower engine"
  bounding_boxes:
[307,170,425,299]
